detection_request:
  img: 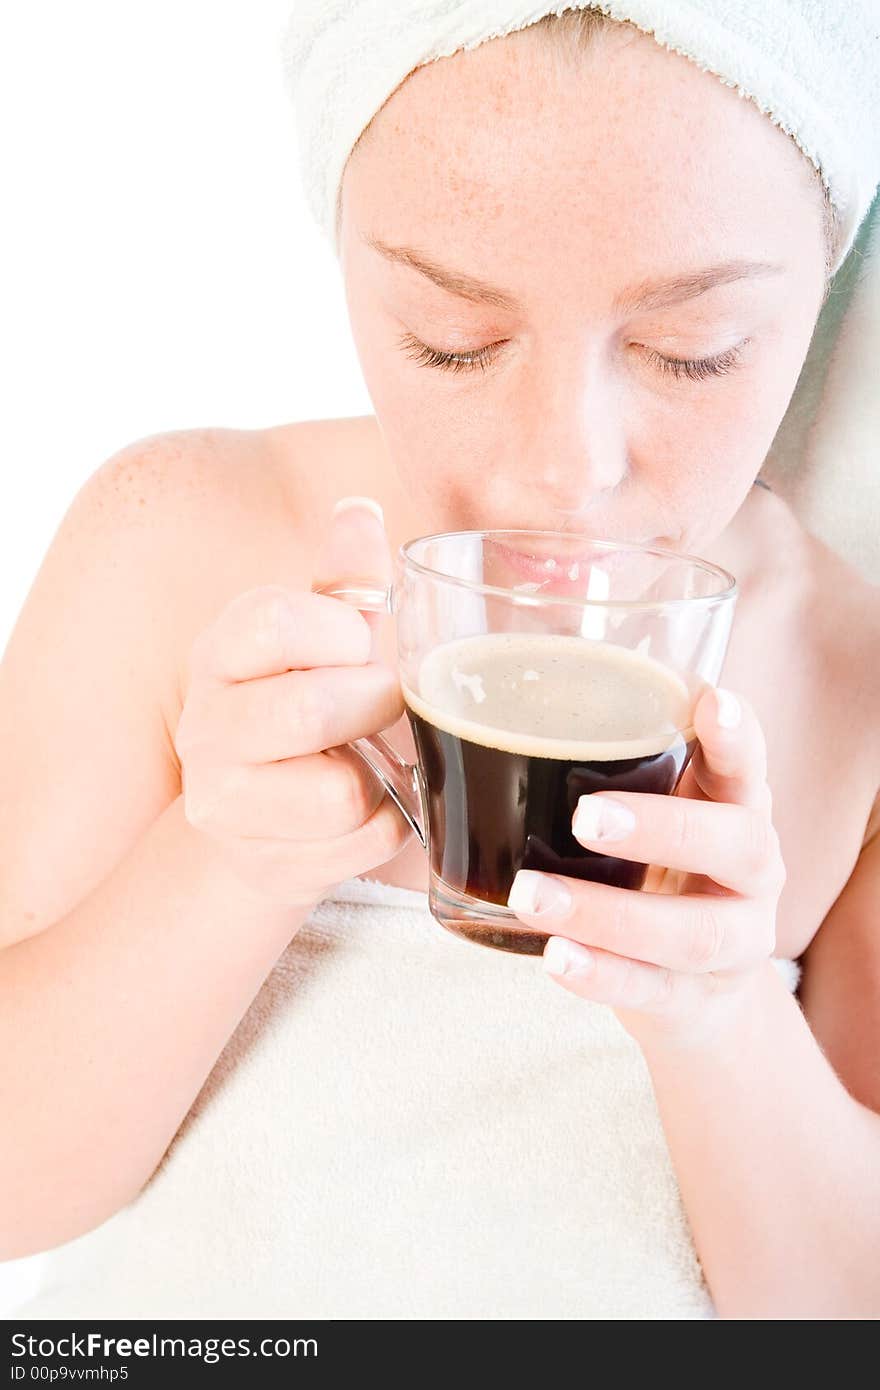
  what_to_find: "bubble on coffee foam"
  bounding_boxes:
[451,666,486,704]
[522,670,539,681]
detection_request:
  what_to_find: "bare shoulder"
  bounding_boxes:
[0,417,376,942]
[96,424,287,542]
[793,522,880,1103]
[105,414,383,535]
[770,490,880,829]
[798,509,880,722]
[747,485,880,687]
[101,411,384,558]
[0,425,272,941]
[104,417,385,727]
[730,486,880,857]
[95,425,283,682]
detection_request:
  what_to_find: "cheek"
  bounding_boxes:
[351,356,481,512]
[342,287,461,462]
[391,411,491,516]
[642,332,809,487]
[701,344,809,488]
[623,374,764,508]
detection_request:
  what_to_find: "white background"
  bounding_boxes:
[1,0,372,654]
[1,0,371,1315]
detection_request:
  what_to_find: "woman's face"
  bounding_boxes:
[339,22,827,555]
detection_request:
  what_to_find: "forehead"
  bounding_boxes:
[343,24,813,275]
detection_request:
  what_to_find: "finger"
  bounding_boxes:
[190,586,373,684]
[689,686,770,810]
[311,497,393,659]
[214,793,414,907]
[541,937,766,1045]
[542,936,685,1013]
[301,793,414,885]
[178,662,404,765]
[571,792,784,895]
[507,870,775,973]
[181,747,387,841]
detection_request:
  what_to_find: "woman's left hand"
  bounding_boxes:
[507,686,787,1050]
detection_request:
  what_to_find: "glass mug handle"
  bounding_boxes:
[311,581,427,849]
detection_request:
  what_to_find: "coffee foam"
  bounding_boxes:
[403,633,695,761]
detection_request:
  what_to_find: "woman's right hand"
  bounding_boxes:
[173,501,412,910]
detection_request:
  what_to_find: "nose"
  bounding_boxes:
[522,348,629,519]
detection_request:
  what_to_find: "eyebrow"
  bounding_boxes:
[364,233,784,315]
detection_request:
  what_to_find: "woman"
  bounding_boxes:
[2,3,878,1319]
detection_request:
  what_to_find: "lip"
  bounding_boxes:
[492,537,660,591]
[400,530,738,613]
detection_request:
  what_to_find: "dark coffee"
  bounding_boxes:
[404,633,696,955]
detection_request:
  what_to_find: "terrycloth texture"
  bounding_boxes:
[17,876,800,1321]
[280,1,880,268]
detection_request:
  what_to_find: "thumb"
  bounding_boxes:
[688,685,770,810]
[311,496,393,658]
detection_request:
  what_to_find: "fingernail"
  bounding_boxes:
[332,495,385,526]
[715,688,741,729]
[572,795,636,843]
[507,870,572,917]
[543,936,593,977]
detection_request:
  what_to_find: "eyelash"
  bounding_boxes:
[398,333,747,382]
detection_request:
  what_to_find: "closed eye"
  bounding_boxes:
[397,332,749,382]
[640,342,748,382]
[397,332,506,375]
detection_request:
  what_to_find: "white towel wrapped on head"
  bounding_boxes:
[281,1,880,268]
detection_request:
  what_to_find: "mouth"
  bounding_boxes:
[491,535,663,592]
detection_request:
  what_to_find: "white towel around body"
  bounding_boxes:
[15,875,800,1321]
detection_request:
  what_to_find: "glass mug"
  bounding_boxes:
[315,530,737,956]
